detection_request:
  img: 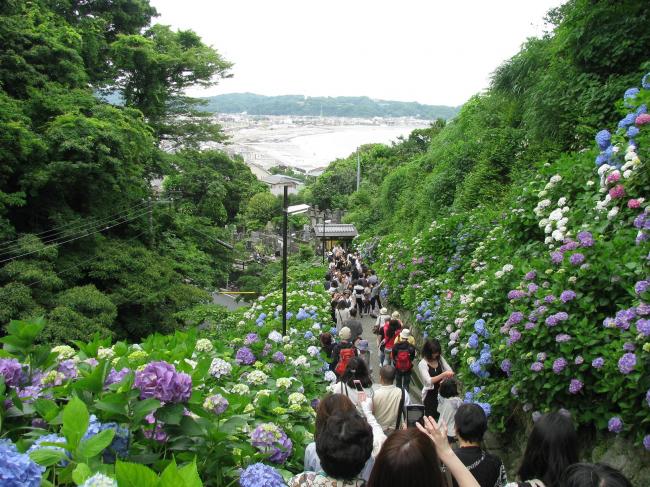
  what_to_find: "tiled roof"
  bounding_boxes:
[313,224,358,238]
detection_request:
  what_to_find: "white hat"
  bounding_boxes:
[380,307,388,314]
[400,328,411,340]
[392,311,401,319]
[339,327,351,340]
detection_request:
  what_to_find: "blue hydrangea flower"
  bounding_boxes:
[624,87,640,107]
[468,333,479,349]
[642,73,650,90]
[0,439,44,487]
[239,463,285,487]
[595,130,611,150]
[627,126,640,138]
[26,433,68,466]
[84,415,129,464]
[81,473,118,487]
[618,113,636,129]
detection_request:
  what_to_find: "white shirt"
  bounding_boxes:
[327,381,375,414]
[416,357,452,402]
[437,395,462,435]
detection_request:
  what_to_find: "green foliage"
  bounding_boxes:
[202,93,459,119]
[245,192,281,230]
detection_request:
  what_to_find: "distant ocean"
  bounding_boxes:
[228,123,429,171]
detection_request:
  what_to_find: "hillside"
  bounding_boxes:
[202,92,460,119]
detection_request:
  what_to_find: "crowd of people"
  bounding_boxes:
[287,246,634,487]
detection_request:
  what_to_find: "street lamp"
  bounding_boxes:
[282,186,309,335]
[321,217,331,264]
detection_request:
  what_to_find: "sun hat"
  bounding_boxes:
[400,328,411,340]
[380,307,388,314]
[392,311,401,319]
[356,340,369,352]
[339,327,352,340]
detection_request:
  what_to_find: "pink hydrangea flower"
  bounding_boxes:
[636,113,650,126]
[606,172,621,184]
[608,185,625,199]
[628,199,642,209]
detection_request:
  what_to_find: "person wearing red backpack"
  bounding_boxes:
[381,319,401,366]
[391,328,416,391]
[331,327,358,377]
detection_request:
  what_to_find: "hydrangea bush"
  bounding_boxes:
[0,265,332,485]
[367,75,650,452]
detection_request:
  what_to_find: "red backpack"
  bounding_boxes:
[394,348,413,372]
[335,346,356,376]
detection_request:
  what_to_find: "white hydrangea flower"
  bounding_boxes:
[623,170,632,179]
[586,180,595,187]
[184,359,197,369]
[323,370,337,383]
[607,206,619,220]
[288,392,307,406]
[502,264,514,272]
[495,270,504,278]
[557,197,567,206]
[246,370,268,386]
[544,224,553,234]
[550,175,562,184]
[292,355,309,367]
[97,347,114,360]
[276,377,293,389]
[548,208,563,221]
[544,236,553,244]
[538,218,549,228]
[195,339,213,353]
[52,345,75,360]
[209,358,232,378]
[268,331,283,343]
[551,229,564,241]
[307,346,320,357]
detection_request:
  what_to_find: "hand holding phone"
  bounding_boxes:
[353,380,367,402]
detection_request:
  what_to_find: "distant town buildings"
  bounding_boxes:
[261,174,303,196]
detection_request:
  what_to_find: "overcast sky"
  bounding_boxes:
[149,0,564,107]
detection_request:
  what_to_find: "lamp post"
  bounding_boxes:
[282,185,309,335]
[321,217,331,264]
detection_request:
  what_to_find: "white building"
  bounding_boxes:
[261,175,303,196]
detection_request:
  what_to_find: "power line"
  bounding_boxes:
[0,208,151,265]
[0,200,150,252]
[24,230,148,288]
[189,225,234,250]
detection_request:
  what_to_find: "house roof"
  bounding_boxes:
[313,224,358,238]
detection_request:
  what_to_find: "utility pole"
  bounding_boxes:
[282,185,288,336]
[356,147,360,191]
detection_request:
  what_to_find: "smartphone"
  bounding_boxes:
[353,379,364,392]
[405,405,425,428]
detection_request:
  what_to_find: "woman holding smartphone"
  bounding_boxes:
[417,339,454,420]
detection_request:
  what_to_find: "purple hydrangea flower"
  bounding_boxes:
[635,280,649,295]
[637,303,650,316]
[500,359,512,375]
[623,342,636,352]
[544,295,556,304]
[556,334,572,343]
[105,368,130,387]
[560,290,576,303]
[239,463,286,487]
[592,357,605,369]
[569,253,585,266]
[527,283,539,294]
[506,312,524,326]
[553,358,568,374]
[58,360,78,380]
[644,435,650,452]
[559,241,579,252]
[568,379,583,394]
[204,394,229,415]
[608,416,623,433]
[636,319,650,336]
[525,321,537,330]
[244,333,260,345]
[508,328,522,345]
[618,353,636,374]
[615,308,636,330]
[646,389,650,407]
[235,347,256,365]
[0,358,24,388]
[272,351,286,363]
[524,271,537,281]
[551,252,564,264]
[577,231,594,247]
[134,361,192,403]
[508,290,527,300]
[250,423,293,464]
[530,362,543,372]
[537,352,547,362]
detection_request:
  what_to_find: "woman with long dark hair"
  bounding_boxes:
[506,412,579,487]
[417,338,454,420]
[368,416,479,487]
